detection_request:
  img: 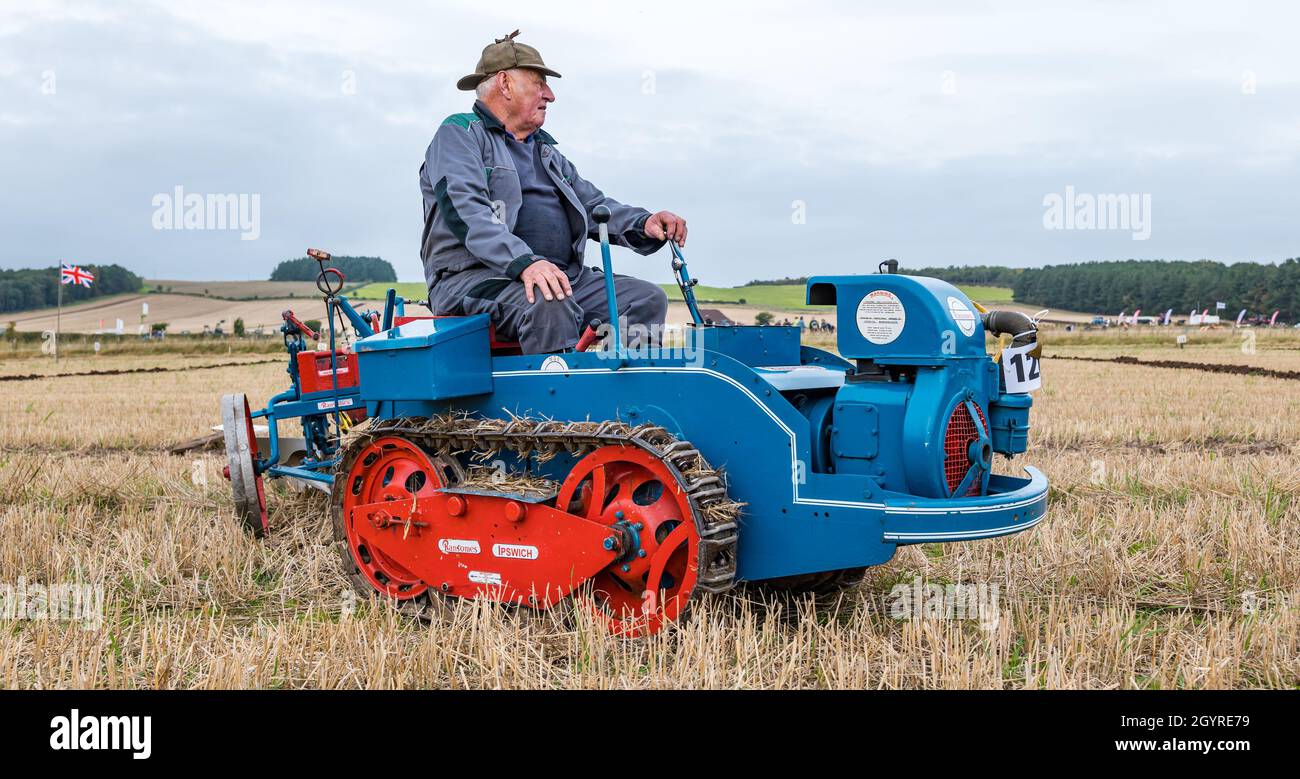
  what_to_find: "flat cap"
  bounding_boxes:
[457,30,561,91]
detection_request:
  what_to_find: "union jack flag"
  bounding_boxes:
[60,263,94,287]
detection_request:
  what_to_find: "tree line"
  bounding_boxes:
[747,259,1300,321]
[746,265,1024,288]
[1012,259,1300,320]
[270,256,396,283]
[905,265,1024,287]
[0,265,142,315]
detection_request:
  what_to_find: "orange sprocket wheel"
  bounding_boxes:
[557,445,702,636]
[334,436,460,604]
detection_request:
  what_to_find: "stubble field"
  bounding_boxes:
[1,328,1297,689]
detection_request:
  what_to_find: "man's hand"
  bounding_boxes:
[644,210,688,246]
[520,259,573,304]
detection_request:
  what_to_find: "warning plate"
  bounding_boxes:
[855,290,906,345]
[468,570,502,585]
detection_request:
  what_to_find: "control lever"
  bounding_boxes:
[306,247,344,428]
[669,240,704,326]
[281,310,318,340]
[592,205,622,360]
[575,320,603,352]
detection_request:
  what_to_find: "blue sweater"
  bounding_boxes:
[502,132,575,268]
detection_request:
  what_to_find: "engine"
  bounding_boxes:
[800,273,1035,500]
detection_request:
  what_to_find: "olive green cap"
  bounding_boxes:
[457,30,561,91]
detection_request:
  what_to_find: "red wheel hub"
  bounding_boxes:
[557,445,700,636]
[340,437,448,600]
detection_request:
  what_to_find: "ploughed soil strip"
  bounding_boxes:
[1041,438,1291,456]
[1049,354,1300,381]
[0,358,281,383]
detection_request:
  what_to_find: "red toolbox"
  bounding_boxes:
[296,349,359,394]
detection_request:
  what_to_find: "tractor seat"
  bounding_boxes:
[393,315,523,356]
[753,364,847,391]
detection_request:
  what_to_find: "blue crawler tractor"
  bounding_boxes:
[221,209,1047,634]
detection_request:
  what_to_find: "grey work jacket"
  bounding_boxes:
[419,101,664,289]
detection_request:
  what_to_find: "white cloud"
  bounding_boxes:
[1,0,1298,284]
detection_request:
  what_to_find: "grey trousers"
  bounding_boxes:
[430,264,669,354]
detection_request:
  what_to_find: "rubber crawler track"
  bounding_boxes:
[1050,354,1300,381]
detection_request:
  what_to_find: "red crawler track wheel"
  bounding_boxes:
[557,445,701,636]
[339,437,448,601]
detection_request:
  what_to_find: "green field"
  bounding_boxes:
[662,284,825,309]
[954,285,1015,303]
[351,282,429,301]
[352,281,1015,310]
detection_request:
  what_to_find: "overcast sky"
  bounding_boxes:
[1,0,1297,285]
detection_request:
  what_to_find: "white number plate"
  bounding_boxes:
[1001,343,1042,393]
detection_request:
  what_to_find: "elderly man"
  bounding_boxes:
[419,31,687,354]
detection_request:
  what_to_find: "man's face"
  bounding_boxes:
[508,69,555,132]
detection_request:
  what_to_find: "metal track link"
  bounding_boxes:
[339,415,741,595]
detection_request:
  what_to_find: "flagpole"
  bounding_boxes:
[55,266,62,365]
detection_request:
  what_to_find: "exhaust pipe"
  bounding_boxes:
[982,310,1038,348]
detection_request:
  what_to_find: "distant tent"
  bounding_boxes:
[697,308,736,326]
